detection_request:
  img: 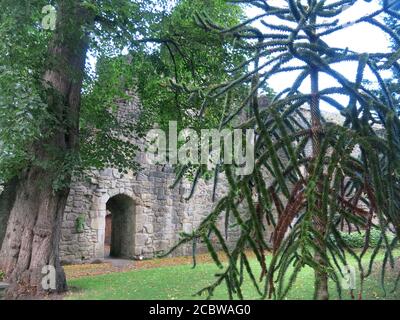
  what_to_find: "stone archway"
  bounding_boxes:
[105,194,136,258]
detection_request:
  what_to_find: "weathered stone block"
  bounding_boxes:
[135,234,148,246]
[143,224,154,234]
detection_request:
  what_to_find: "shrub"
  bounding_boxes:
[336,229,396,248]
[0,270,4,281]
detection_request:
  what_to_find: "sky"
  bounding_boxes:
[245,0,393,112]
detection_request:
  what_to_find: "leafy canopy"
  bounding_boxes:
[0,0,246,182]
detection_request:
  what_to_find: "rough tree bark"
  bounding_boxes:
[0,1,92,298]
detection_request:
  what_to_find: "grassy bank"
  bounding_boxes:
[66,250,400,300]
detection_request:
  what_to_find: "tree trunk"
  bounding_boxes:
[314,250,329,300]
[0,169,69,298]
[304,6,330,298]
[0,1,92,298]
[310,66,329,300]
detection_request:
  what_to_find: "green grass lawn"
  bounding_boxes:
[66,251,400,300]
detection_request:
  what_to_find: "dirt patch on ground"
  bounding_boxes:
[64,251,258,280]
[64,262,134,279]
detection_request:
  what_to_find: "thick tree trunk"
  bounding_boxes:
[0,169,68,298]
[0,1,92,298]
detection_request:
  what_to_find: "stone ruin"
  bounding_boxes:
[59,93,241,264]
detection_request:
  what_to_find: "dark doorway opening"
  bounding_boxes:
[105,194,135,258]
[104,212,112,257]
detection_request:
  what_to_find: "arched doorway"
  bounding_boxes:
[105,194,136,258]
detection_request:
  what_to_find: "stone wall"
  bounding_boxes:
[59,161,238,264]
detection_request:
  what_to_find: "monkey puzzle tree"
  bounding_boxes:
[168,0,400,300]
